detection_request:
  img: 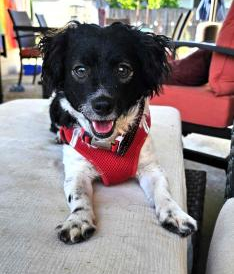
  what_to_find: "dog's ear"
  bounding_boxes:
[135,32,173,97]
[39,21,80,93]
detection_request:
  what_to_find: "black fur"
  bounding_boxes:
[39,21,172,131]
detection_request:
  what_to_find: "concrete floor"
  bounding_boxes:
[1,74,230,274]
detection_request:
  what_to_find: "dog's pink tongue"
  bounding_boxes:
[92,121,114,134]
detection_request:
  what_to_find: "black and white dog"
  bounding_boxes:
[40,21,197,244]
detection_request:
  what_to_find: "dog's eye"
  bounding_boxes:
[72,66,88,79]
[116,63,133,80]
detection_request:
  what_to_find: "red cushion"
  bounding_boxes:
[209,2,234,96]
[150,84,234,128]
[166,50,212,86]
[20,48,41,58]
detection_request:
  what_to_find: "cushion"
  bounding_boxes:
[151,84,234,128]
[0,99,188,274]
[21,47,41,58]
[209,2,234,96]
[166,50,212,86]
[206,198,234,274]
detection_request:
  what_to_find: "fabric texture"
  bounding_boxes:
[206,198,234,274]
[151,84,234,128]
[166,50,212,86]
[0,99,188,274]
[209,1,234,96]
[60,115,150,186]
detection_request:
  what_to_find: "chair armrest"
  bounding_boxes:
[14,26,55,33]
[15,34,40,39]
[172,40,234,57]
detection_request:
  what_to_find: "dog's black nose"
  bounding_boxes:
[91,97,114,116]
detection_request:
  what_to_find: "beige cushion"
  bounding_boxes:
[0,99,188,274]
[206,198,234,274]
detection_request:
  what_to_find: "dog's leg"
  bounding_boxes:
[137,137,197,237]
[57,145,98,244]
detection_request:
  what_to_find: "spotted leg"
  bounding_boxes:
[57,145,99,244]
[137,138,197,237]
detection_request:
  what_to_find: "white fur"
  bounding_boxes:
[57,97,197,243]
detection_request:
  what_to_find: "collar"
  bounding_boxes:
[78,98,146,156]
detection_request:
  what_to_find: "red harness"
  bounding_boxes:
[60,114,151,186]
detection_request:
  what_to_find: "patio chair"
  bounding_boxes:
[0,34,7,103]
[8,9,41,91]
[150,2,234,177]
[171,9,193,41]
[35,13,47,28]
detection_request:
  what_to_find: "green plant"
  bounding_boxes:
[106,0,179,9]
[159,0,179,8]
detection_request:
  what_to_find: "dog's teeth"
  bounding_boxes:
[92,121,113,134]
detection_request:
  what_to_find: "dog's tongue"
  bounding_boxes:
[92,120,114,134]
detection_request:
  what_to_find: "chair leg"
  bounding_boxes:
[9,56,24,92]
[18,57,23,86]
[32,58,37,85]
[0,60,3,103]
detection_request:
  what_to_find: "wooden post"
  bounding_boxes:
[136,0,140,24]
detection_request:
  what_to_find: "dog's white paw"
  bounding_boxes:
[57,213,96,244]
[157,207,197,237]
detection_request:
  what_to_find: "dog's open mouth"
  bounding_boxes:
[90,120,115,138]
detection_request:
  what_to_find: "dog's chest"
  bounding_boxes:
[60,115,151,186]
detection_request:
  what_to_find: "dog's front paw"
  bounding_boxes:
[56,216,96,244]
[157,207,197,237]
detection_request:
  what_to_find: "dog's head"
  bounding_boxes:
[40,22,171,139]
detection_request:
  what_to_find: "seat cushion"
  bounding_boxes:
[20,47,41,58]
[209,2,234,96]
[0,99,188,274]
[151,84,234,128]
[166,50,212,86]
[206,198,234,274]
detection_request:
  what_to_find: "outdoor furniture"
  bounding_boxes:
[35,13,48,27]
[0,34,7,103]
[172,9,193,41]
[8,9,42,92]
[0,99,194,274]
[205,198,234,274]
[226,123,234,198]
[151,2,234,174]
[195,21,222,42]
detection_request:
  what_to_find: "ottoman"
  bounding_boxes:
[0,99,188,274]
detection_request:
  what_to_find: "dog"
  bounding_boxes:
[39,21,197,244]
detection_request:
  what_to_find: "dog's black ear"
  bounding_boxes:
[135,32,173,97]
[39,21,80,93]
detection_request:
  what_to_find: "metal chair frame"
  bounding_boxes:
[8,9,40,90]
[0,34,7,103]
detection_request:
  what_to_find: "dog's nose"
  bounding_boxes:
[91,97,114,116]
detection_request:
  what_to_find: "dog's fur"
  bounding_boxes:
[40,21,197,244]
